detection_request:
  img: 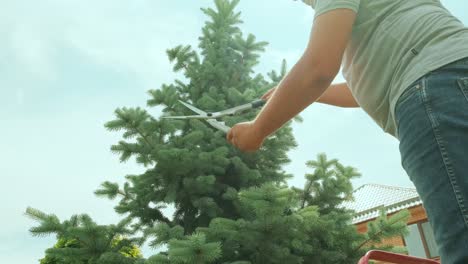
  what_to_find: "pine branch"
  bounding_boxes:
[300,179,313,209]
[354,210,409,252]
[25,207,63,237]
[95,182,121,200]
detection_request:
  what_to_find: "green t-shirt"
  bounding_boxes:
[302,0,468,138]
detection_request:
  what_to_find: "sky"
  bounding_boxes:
[1,0,467,263]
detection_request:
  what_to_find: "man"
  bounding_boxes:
[226,0,468,263]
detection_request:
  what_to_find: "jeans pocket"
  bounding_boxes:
[395,81,422,116]
[395,81,423,138]
[457,77,468,102]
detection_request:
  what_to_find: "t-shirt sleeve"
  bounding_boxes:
[313,0,360,18]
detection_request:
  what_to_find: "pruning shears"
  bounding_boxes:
[162,99,267,133]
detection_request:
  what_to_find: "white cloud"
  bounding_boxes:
[0,0,203,88]
[8,27,58,82]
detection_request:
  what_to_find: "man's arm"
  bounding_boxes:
[317,82,360,108]
[251,9,357,138]
[262,82,359,108]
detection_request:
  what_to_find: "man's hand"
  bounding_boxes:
[226,121,265,152]
[226,90,272,152]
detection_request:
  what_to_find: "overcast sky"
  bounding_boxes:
[1,0,467,263]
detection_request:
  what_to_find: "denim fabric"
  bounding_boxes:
[395,57,468,263]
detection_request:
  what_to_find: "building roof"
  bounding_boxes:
[342,183,422,224]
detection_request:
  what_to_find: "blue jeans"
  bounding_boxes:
[395,57,468,263]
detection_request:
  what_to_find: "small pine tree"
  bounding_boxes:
[25,207,143,264]
[99,0,297,237]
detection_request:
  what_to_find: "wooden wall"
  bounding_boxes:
[354,205,440,263]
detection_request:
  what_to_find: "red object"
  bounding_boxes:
[358,250,440,264]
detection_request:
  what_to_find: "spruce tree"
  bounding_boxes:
[25,207,143,264]
[98,0,297,236]
[28,0,410,263]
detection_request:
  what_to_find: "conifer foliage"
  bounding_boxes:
[28,1,409,263]
[99,0,297,237]
[25,207,142,264]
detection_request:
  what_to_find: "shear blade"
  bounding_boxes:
[162,115,209,120]
[207,119,230,133]
[178,100,207,115]
[211,102,253,117]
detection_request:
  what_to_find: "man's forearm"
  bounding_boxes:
[316,82,360,108]
[253,57,332,138]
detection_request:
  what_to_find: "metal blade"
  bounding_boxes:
[162,115,210,120]
[211,99,266,118]
[206,119,230,133]
[178,100,208,115]
[211,103,252,117]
